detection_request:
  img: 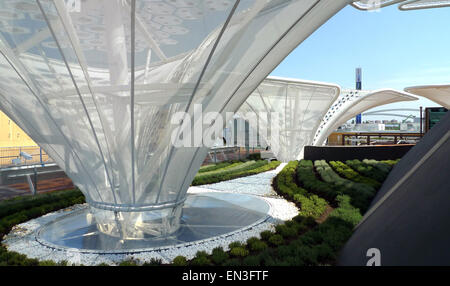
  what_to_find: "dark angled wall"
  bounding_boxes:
[338,112,450,266]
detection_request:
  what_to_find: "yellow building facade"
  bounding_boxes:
[0,110,37,147]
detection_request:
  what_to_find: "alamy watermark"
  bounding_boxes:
[366,248,381,266]
[169,104,280,152]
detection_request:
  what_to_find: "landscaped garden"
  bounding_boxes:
[0,157,399,266]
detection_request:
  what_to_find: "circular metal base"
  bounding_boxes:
[35,192,270,254]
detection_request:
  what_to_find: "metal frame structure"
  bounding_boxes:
[313,89,418,146]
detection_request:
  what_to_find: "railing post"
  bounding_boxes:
[34,166,38,195]
[39,147,43,166]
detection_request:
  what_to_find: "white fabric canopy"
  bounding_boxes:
[237,77,340,162]
[313,89,418,146]
[405,85,450,108]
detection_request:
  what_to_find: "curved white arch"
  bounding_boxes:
[238,76,341,162]
[313,89,418,146]
[351,0,406,10]
[404,84,450,108]
[399,0,450,10]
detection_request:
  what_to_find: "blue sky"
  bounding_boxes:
[270,4,450,120]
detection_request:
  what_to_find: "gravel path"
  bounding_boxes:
[190,163,287,196]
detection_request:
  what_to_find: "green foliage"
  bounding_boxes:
[172,256,188,266]
[195,250,209,258]
[198,162,233,173]
[268,234,284,246]
[345,159,390,183]
[273,161,327,218]
[249,240,268,252]
[296,160,338,204]
[119,260,138,266]
[246,237,268,252]
[275,224,297,239]
[0,189,86,266]
[192,160,280,186]
[256,194,362,266]
[259,230,274,241]
[329,161,381,189]
[228,241,244,249]
[96,263,110,266]
[242,255,261,266]
[211,247,229,265]
[314,160,374,213]
[191,255,212,266]
[222,258,241,267]
[230,247,249,257]
[142,258,163,266]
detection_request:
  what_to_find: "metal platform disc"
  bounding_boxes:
[35,192,270,253]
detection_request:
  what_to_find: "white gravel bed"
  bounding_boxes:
[2,164,296,266]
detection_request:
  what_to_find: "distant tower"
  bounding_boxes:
[355,67,362,124]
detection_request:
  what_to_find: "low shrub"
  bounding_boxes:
[198,162,233,173]
[246,238,268,252]
[192,160,280,186]
[192,251,211,266]
[268,234,284,246]
[314,160,374,213]
[142,258,163,266]
[345,159,389,183]
[230,247,249,257]
[242,255,261,266]
[329,161,381,189]
[296,160,338,204]
[273,161,327,218]
[191,256,212,266]
[172,256,188,266]
[119,260,138,266]
[275,224,297,239]
[211,247,229,265]
[222,258,241,267]
[260,230,274,241]
[228,241,244,249]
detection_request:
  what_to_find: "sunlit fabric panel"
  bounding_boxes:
[404,85,450,108]
[238,77,340,162]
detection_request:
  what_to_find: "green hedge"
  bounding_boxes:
[296,160,339,205]
[192,160,280,186]
[245,195,362,266]
[329,161,381,189]
[198,162,233,173]
[273,161,327,219]
[196,161,251,177]
[314,160,375,213]
[346,159,391,183]
[0,189,85,266]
